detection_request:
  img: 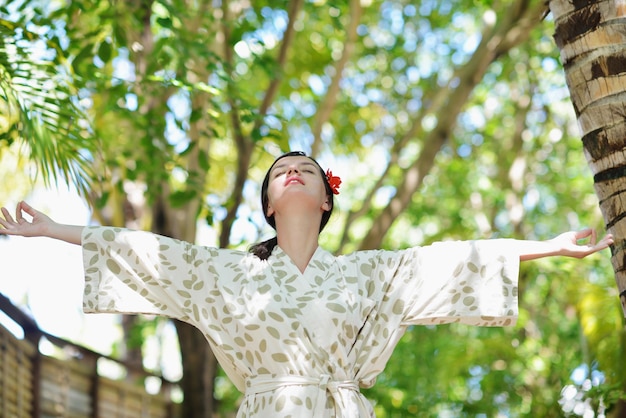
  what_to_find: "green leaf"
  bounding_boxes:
[169,189,197,208]
[156,17,173,30]
[98,41,112,63]
[198,149,210,171]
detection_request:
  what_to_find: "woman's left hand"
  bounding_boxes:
[550,229,614,259]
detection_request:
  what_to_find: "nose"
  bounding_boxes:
[286,165,300,175]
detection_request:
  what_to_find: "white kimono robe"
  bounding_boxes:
[81,226,519,417]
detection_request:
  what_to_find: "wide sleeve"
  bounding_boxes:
[81,226,243,323]
[397,239,520,327]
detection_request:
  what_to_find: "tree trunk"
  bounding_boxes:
[549,0,626,416]
[175,321,218,418]
[549,0,626,312]
[152,191,219,417]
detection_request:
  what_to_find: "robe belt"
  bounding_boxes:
[245,374,360,415]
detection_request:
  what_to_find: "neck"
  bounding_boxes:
[274,213,322,274]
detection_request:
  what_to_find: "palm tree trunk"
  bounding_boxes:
[549,0,626,314]
[549,1,626,415]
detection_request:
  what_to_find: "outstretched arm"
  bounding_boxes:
[517,229,613,261]
[0,201,83,245]
[1,202,615,258]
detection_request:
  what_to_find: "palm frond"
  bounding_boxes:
[0,17,97,198]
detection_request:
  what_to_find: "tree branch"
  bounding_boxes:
[219,0,251,247]
[255,0,304,130]
[356,0,547,250]
[311,0,363,158]
[220,0,303,246]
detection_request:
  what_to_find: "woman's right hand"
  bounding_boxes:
[1,201,84,244]
[0,201,55,238]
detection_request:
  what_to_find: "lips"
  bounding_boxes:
[284,176,304,186]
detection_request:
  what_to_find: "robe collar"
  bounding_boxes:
[270,245,333,277]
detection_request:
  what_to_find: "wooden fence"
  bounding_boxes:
[0,293,180,418]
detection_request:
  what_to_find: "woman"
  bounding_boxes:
[0,151,614,417]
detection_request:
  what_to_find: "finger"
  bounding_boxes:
[591,234,613,252]
[19,201,37,217]
[0,210,9,229]
[0,208,16,232]
[590,229,597,246]
[1,207,15,223]
[601,234,614,248]
[15,202,23,223]
[575,228,592,241]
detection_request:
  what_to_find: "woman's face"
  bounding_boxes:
[265,155,331,218]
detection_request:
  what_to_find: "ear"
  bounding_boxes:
[321,197,332,212]
[266,203,275,218]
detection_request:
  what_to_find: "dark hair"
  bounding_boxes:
[249,151,335,260]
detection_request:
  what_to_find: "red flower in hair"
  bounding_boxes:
[326,169,341,195]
